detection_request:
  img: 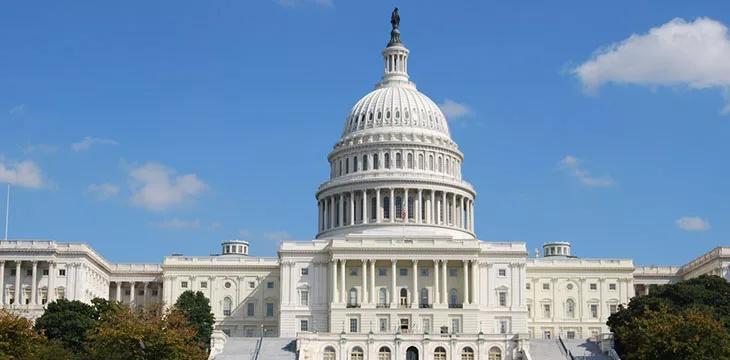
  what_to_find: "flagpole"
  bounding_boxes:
[4,184,9,240]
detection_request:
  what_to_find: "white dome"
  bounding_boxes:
[341,85,451,140]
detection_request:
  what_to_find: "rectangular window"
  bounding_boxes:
[248,281,255,289]
[610,304,618,314]
[267,281,274,289]
[300,320,309,332]
[350,268,358,276]
[543,283,550,290]
[590,283,597,290]
[422,319,430,333]
[152,290,158,297]
[138,290,144,296]
[500,320,509,334]
[378,268,387,276]
[181,281,188,289]
[26,269,32,276]
[200,281,208,289]
[609,283,617,291]
[42,269,49,276]
[301,291,309,306]
[591,304,598,318]
[350,318,358,333]
[451,319,460,333]
[125,290,131,296]
[301,268,309,276]
[543,304,551,318]
[399,268,408,276]
[449,269,457,277]
[526,283,531,290]
[499,292,507,306]
[266,303,274,317]
[379,318,388,332]
[420,269,429,276]
[567,331,576,339]
[10,269,16,276]
[498,269,507,277]
[59,269,66,276]
[247,303,255,316]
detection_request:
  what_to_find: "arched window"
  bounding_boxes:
[384,153,391,168]
[434,347,447,360]
[420,288,429,307]
[351,347,364,360]
[353,156,358,172]
[384,197,390,219]
[438,157,443,172]
[407,153,413,169]
[373,154,379,169]
[418,154,424,169]
[488,347,502,360]
[445,158,450,175]
[371,197,377,220]
[449,289,458,306]
[396,153,402,168]
[408,197,414,220]
[566,299,575,318]
[348,288,358,306]
[378,347,391,360]
[395,196,402,219]
[378,288,388,306]
[395,110,400,119]
[429,155,434,170]
[324,347,336,360]
[339,160,343,176]
[223,297,232,316]
[461,347,474,360]
[346,158,350,174]
[400,288,408,307]
[363,155,368,171]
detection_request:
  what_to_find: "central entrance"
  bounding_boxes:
[406,346,419,360]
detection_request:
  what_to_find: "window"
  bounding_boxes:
[301,268,309,276]
[395,196,402,219]
[267,281,274,289]
[223,297,232,316]
[543,283,550,290]
[351,346,363,360]
[125,290,131,296]
[378,288,388,306]
[42,269,49,276]
[138,290,144,296]
[461,347,474,360]
[527,304,532,317]
[543,304,551,318]
[349,288,358,306]
[378,347,391,360]
[345,158,349,173]
[420,269,429,276]
[384,153,390,168]
[301,291,309,306]
[609,283,617,291]
[400,288,408,307]
[590,283,597,290]
[591,304,598,318]
[420,288,429,306]
[200,281,208,289]
[407,153,413,169]
[498,269,507,277]
[434,347,447,360]
[526,283,531,290]
[567,284,574,290]
[181,281,188,289]
[225,281,232,289]
[499,291,507,306]
[379,318,388,332]
[422,318,430,333]
[396,153,402,168]
[350,268,358,276]
[353,156,358,172]
[373,154,379,169]
[371,197,377,220]
[59,269,66,276]
[152,290,158,296]
[610,304,618,315]
[449,289,458,306]
[399,268,408,276]
[299,319,309,331]
[324,346,336,360]
[247,303,255,316]
[350,318,358,333]
[451,319,460,333]
[489,347,502,360]
[26,269,32,276]
[266,302,274,317]
[499,321,509,334]
[249,281,255,289]
[449,269,458,277]
[384,196,390,219]
[567,330,576,339]
[10,269,16,276]
[566,299,575,318]
[378,268,387,276]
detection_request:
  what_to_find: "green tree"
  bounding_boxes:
[34,298,99,354]
[0,309,74,360]
[173,290,215,352]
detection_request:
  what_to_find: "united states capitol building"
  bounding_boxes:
[1,10,728,360]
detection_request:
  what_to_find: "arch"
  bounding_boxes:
[395,196,403,219]
[445,158,450,175]
[373,153,379,169]
[428,154,434,171]
[420,288,429,306]
[449,289,458,306]
[378,347,392,360]
[351,346,364,360]
[400,288,408,306]
[396,153,402,168]
[488,347,502,360]
[384,153,391,168]
[407,153,413,169]
[323,346,337,360]
[434,346,447,360]
[346,158,350,174]
[438,157,443,172]
[223,297,232,317]
[363,155,368,171]
[418,154,424,170]
[378,288,388,306]
[406,346,419,360]
[348,288,358,306]
[461,347,474,360]
[384,197,391,219]
[353,156,358,172]
[566,298,576,318]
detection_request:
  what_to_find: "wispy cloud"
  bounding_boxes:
[572,17,730,114]
[71,137,119,152]
[0,157,48,188]
[88,183,120,200]
[438,99,473,120]
[211,221,222,230]
[239,229,251,237]
[128,162,207,211]
[675,216,711,231]
[558,155,614,187]
[23,144,59,154]
[275,0,332,7]
[262,231,292,241]
[152,218,201,230]
[9,105,25,115]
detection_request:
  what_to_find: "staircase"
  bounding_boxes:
[529,340,567,360]
[561,339,610,360]
[257,338,297,360]
[213,337,260,360]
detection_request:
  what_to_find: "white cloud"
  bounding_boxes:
[211,221,222,230]
[9,104,25,115]
[675,216,711,231]
[572,17,730,113]
[23,144,58,154]
[71,137,119,152]
[0,157,46,188]
[239,229,250,237]
[152,218,200,230]
[263,231,291,241]
[128,162,207,211]
[558,155,614,187]
[88,183,120,200]
[438,99,473,119]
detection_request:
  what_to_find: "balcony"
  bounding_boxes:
[376,303,391,308]
[448,304,463,309]
[419,304,432,309]
[347,303,361,308]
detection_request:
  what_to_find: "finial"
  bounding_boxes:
[390,7,400,30]
[387,7,402,47]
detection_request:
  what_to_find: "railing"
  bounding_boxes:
[252,337,263,360]
[346,303,361,308]
[608,349,621,360]
[557,336,576,360]
[448,304,463,309]
[376,303,390,308]
[419,304,432,308]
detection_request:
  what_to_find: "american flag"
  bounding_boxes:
[402,206,407,221]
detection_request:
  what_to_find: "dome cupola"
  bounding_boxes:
[221,240,249,256]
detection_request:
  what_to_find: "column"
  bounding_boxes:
[411,260,418,307]
[441,192,446,224]
[163,276,172,310]
[441,260,447,305]
[48,261,56,302]
[349,191,355,225]
[331,260,339,303]
[0,261,4,304]
[329,197,335,230]
[339,194,344,227]
[404,188,409,221]
[416,189,422,223]
[389,188,395,222]
[451,193,457,227]
[31,261,38,305]
[362,190,368,224]
[323,198,329,230]
[369,260,376,304]
[339,259,346,303]
[433,260,440,305]
[460,197,465,229]
[390,259,397,307]
[471,260,479,305]
[318,201,322,232]
[143,282,150,306]
[130,282,136,307]
[463,260,469,305]
[375,189,381,223]
[14,261,21,305]
[428,191,434,224]
[470,200,475,232]
[361,260,367,305]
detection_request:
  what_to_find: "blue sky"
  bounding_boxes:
[2,0,730,266]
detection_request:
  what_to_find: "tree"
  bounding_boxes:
[608,275,730,360]
[34,298,100,354]
[173,290,215,352]
[0,309,74,360]
[85,303,207,360]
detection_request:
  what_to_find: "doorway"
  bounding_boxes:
[406,346,419,360]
